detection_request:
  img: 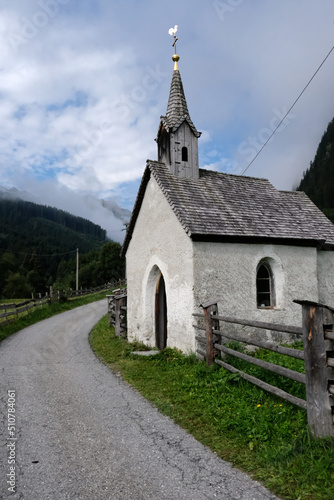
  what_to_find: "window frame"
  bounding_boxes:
[256,261,275,309]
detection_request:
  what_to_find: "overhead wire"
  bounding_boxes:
[0,248,77,258]
[241,44,334,176]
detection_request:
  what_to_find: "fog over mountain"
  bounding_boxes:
[0,183,131,243]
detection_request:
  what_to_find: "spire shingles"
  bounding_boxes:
[160,69,201,138]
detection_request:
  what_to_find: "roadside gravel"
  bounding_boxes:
[0,300,280,499]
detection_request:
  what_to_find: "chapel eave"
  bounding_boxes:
[155,115,201,143]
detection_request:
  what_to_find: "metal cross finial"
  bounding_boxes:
[172,36,178,53]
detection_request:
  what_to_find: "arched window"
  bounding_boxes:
[182,146,188,162]
[256,262,275,308]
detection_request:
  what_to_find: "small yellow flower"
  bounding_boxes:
[257,404,261,407]
[279,404,283,407]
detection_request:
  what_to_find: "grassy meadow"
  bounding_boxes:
[90,316,334,500]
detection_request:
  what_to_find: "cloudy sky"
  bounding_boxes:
[1,0,334,239]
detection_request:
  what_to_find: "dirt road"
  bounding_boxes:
[0,300,279,499]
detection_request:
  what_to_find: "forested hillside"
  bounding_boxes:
[297,118,334,222]
[0,199,124,298]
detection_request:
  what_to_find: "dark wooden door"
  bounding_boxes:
[155,273,167,350]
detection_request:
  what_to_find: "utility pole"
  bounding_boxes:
[76,248,79,292]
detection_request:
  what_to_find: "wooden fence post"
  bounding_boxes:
[114,293,127,337]
[106,295,115,326]
[120,294,127,337]
[201,299,220,366]
[115,295,121,336]
[296,300,334,438]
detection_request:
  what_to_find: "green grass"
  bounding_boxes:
[0,292,108,344]
[0,299,27,305]
[90,317,334,500]
[223,340,306,401]
[0,298,48,325]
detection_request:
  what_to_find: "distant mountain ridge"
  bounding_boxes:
[0,196,111,297]
[0,185,32,201]
[0,185,132,241]
[0,197,107,240]
[0,195,127,298]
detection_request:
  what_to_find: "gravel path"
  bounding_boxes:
[0,300,280,499]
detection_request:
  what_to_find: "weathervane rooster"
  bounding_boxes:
[168,24,178,52]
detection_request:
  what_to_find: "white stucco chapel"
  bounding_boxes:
[121,48,334,353]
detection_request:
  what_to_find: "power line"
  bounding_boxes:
[0,248,77,258]
[241,44,334,176]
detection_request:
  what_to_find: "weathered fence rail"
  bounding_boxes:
[194,299,334,438]
[107,287,127,337]
[0,297,49,325]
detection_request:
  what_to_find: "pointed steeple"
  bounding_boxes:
[164,61,201,138]
[156,48,201,179]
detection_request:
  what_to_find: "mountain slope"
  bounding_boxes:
[297,118,334,221]
[0,185,131,242]
[0,198,107,249]
[0,198,109,298]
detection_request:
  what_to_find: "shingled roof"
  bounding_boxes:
[156,69,201,140]
[121,160,334,256]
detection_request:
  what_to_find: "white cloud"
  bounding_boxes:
[0,0,333,229]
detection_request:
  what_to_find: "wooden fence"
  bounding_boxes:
[49,282,114,302]
[0,280,123,325]
[107,287,127,337]
[105,290,334,438]
[0,297,49,325]
[194,299,334,438]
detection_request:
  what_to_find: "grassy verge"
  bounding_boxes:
[90,316,334,500]
[0,292,108,344]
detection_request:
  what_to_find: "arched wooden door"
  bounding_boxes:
[155,273,167,350]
